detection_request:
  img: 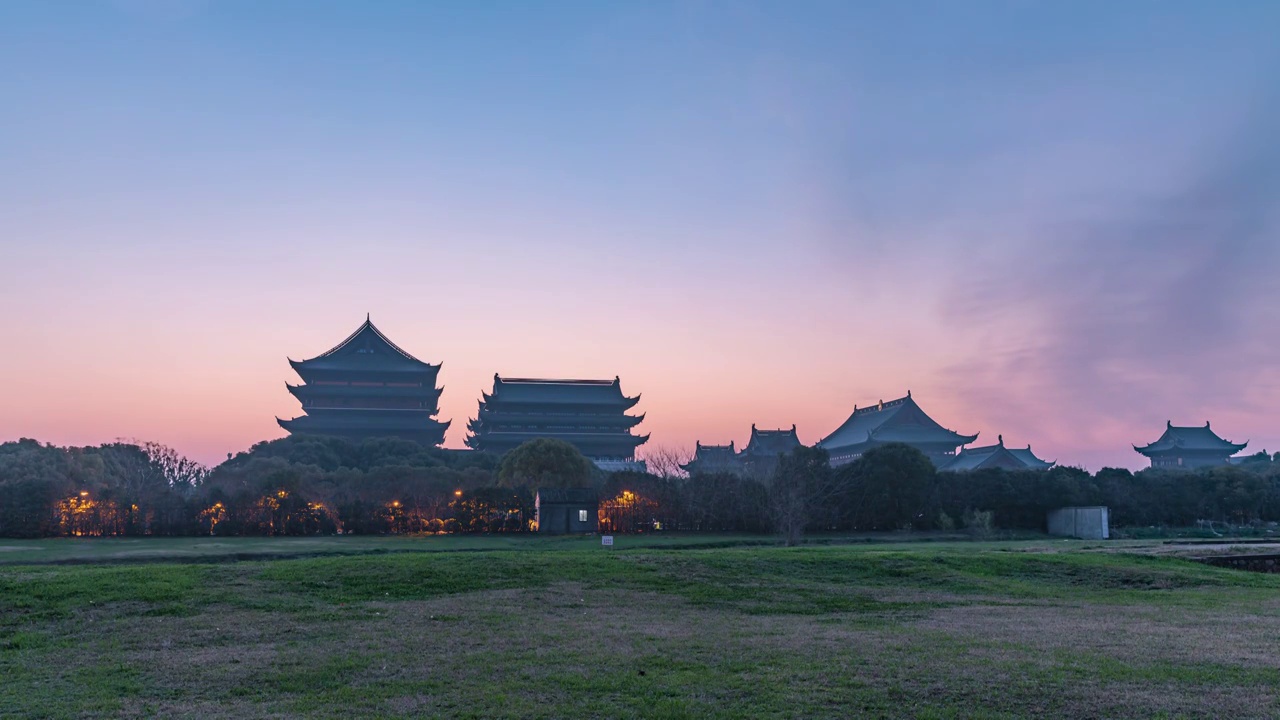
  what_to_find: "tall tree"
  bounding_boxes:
[770,446,837,546]
[840,443,937,531]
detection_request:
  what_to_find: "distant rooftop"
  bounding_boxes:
[1134,421,1247,456]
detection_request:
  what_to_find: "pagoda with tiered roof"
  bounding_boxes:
[466,375,648,463]
[277,316,449,445]
[818,392,977,467]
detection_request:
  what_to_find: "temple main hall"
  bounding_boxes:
[466,375,649,468]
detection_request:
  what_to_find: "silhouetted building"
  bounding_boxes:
[680,441,739,476]
[940,435,1054,472]
[466,375,648,465]
[535,487,598,534]
[818,392,977,467]
[1133,421,1247,469]
[278,316,449,445]
[738,424,803,477]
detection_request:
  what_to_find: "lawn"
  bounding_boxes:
[1,536,1277,719]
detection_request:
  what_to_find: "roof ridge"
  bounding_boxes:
[851,394,910,415]
[313,317,424,363]
[499,376,618,385]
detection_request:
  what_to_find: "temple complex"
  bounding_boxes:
[1134,421,1247,469]
[818,392,977,467]
[940,435,1054,472]
[278,316,450,445]
[466,375,648,467]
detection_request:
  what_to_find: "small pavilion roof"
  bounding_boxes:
[818,392,977,452]
[680,441,740,472]
[1134,421,1248,456]
[693,441,736,459]
[943,435,1054,471]
[741,425,802,457]
[290,316,440,373]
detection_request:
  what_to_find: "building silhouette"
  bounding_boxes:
[739,425,803,477]
[680,441,738,475]
[466,375,648,468]
[278,316,449,445]
[940,435,1054,471]
[818,392,977,467]
[1133,421,1247,469]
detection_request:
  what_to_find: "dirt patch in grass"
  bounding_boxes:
[912,602,1280,667]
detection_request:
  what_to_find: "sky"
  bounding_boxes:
[2,0,1278,470]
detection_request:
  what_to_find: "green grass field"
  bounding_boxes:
[2,536,1278,719]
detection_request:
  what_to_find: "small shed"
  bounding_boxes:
[535,488,598,535]
[1047,506,1110,540]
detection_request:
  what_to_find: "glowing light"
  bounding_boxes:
[79,491,89,497]
[454,490,463,497]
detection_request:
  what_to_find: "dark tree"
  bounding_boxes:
[497,438,593,489]
[839,443,937,531]
[770,446,837,546]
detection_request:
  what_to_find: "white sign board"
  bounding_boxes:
[601,535,614,547]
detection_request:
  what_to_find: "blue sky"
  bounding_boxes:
[2,0,1277,468]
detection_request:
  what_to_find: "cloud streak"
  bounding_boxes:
[937,87,1280,466]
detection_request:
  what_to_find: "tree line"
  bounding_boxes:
[1,436,1278,539]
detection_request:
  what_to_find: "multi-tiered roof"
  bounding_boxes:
[818,392,977,466]
[465,375,648,461]
[277,316,449,445]
[941,435,1054,472]
[1134,421,1247,469]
